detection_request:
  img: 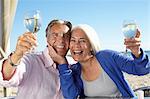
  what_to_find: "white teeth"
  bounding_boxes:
[74,51,82,54]
[74,51,81,53]
[57,45,64,48]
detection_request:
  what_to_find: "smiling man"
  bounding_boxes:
[0,19,72,99]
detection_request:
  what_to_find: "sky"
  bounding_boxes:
[11,0,150,52]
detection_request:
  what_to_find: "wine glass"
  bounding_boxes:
[24,10,41,33]
[122,20,137,53]
[24,10,42,52]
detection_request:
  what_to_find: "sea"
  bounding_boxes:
[145,51,150,57]
[121,50,150,58]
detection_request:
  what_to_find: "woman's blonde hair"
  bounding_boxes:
[72,24,101,55]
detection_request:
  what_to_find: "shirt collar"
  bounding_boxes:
[43,47,57,69]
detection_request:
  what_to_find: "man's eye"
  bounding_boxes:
[52,33,58,37]
[64,34,70,38]
[70,39,75,42]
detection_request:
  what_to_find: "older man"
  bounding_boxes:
[0,19,72,99]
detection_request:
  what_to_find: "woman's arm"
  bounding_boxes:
[58,64,81,99]
[117,29,150,75]
[113,49,150,75]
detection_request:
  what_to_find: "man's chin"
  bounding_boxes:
[56,49,68,57]
[57,52,67,57]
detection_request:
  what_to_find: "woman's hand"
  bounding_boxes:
[47,43,67,64]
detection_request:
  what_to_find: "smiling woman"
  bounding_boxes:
[2,0,149,98]
[57,24,150,99]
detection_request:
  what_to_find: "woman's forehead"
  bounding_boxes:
[72,28,87,37]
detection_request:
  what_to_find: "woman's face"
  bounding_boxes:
[70,28,92,62]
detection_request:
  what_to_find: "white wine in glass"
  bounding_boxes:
[24,10,41,52]
[24,10,41,33]
[122,20,137,53]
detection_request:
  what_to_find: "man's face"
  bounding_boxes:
[47,24,70,57]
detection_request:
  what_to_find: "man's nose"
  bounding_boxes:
[57,33,65,42]
[58,32,64,37]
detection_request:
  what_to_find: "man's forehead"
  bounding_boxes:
[50,24,69,33]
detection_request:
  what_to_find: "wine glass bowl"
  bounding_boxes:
[23,10,41,53]
[24,10,41,33]
[122,20,137,38]
[122,20,137,53]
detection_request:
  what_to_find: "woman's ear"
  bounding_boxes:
[90,50,94,55]
[90,48,94,55]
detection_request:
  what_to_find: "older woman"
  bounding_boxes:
[49,24,150,99]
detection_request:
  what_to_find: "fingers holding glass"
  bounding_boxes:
[16,33,38,54]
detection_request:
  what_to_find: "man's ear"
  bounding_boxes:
[46,37,48,42]
[46,38,49,47]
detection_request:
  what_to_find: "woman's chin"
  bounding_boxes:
[73,57,80,62]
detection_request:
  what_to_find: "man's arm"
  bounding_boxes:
[2,52,22,80]
[2,32,37,80]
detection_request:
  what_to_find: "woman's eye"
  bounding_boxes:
[79,39,86,43]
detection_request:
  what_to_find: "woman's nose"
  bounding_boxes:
[74,41,81,47]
